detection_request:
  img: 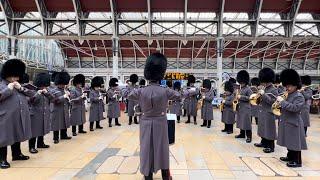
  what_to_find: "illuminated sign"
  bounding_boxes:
[164,73,190,80]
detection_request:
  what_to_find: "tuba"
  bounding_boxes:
[271,91,289,116]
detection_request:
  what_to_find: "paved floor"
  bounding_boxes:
[0,110,320,180]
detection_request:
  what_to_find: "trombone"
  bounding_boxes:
[271,91,289,116]
[312,93,320,100]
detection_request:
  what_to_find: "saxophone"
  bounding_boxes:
[249,86,265,106]
[232,89,240,111]
[271,91,289,116]
[219,93,225,112]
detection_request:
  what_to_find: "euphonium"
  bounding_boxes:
[271,91,289,116]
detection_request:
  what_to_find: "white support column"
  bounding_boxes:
[112,36,119,78]
[216,37,224,96]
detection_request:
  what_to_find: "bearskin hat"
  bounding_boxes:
[129,74,139,84]
[34,73,51,87]
[144,53,167,81]
[20,73,30,84]
[250,77,260,86]
[54,71,70,85]
[280,69,302,89]
[224,81,234,93]
[275,74,281,84]
[109,78,118,87]
[229,77,236,84]
[91,76,104,88]
[173,81,181,90]
[301,75,311,86]
[236,70,250,85]
[258,68,275,83]
[139,79,146,86]
[187,75,196,84]
[0,59,26,80]
[73,74,85,87]
[166,80,172,88]
[203,79,211,89]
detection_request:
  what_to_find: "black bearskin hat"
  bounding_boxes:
[91,76,104,88]
[229,77,236,84]
[0,59,26,80]
[50,72,58,82]
[20,73,30,84]
[280,69,302,89]
[203,79,211,89]
[34,73,51,87]
[258,68,275,83]
[109,78,118,87]
[173,81,181,90]
[54,71,70,85]
[224,81,234,93]
[166,80,172,88]
[275,74,281,84]
[73,74,85,87]
[301,75,311,86]
[139,79,146,86]
[187,75,196,84]
[236,70,250,85]
[144,53,167,81]
[250,77,260,86]
[129,74,139,84]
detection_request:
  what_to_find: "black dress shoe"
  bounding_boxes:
[61,136,72,140]
[90,128,94,131]
[29,148,38,154]
[72,132,77,136]
[246,138,252,143]
[200,124,206,127]
[235,134,245,138]
[280,157,290,162]
[109,124,112,127]
[185,121,190,124]
[177,121,180,123]
[78,130,87,134]
[207,126,211,128]
[227,131,233,134]
[0,160,10,169]
[194,121,197,125]
[287,161,302,168]
[54,140,59,144]
[96,126,103,129]
[263,148,274,153]
[221,129,227,132]
[115,123,121,126]
[254,143,264,148]
[12,154,30,161]
[37,144,50,148]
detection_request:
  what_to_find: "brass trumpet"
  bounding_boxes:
[271,91,289,116]
[312,93,320,100]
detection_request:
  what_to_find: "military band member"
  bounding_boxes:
[277,69,307,168]
[300,75,312,135]
[89,76,105,131]
[107,78,122,127]
[169,81,182,123]
[184,75,199,124]
[139,79,146,88]
[70,74,87,136]
[123,74,139,125]
[250,77,260,125]
[235,70,253,143]
[28,73,53,153]
[0,59,33,169]
[221,81,236,134]
[128,53,180,180]
[254,68,278,153]
[182,82,190,117]
[200,79,215,128]
[275,74,285,94]
[51,71,72,144]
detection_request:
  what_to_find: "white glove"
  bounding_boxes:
[42,88,48,94]
[99,96,103,100]
[222,100,226,103]
[113,94,117,98]
[202,96,206,99]
[37,90,43,94]
[81,94,86,98]
[190,87,196,92]
[277,96,284,102]
[258,89,265,95]
[7,83,15,90]
[237,95,241,99]
[63,94,69,99]
[65,91,71,96]
[14,82,22,90]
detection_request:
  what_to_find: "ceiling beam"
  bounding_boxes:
[147,0,152,38]
[251,0,263,37]
[183,0,188,38]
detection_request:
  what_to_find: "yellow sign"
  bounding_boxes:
[165,73,190,80]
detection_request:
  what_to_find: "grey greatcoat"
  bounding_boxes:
[0,80,34,147]
[50,87,71,131]
[301,87,312,127]
[250,86,260,118]
[107,88,121,118]
[169,90,182,116]
[277,91,307,151]
[257,84,278,140]
[183,86,200,117]
[29,91,53,138]
[123,84,139,116]
[201,88,215,121]
[89,89,104,122]
[222,92,236,124]
[70,87,86,126]
[236,85,253,130]
[128,83,181,176]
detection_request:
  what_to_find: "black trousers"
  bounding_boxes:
[287,149,302,164]
[109,118,119,125]
[207,120,211,127]
[187,115,197,123]
[72,125,84,133]
[53,129,68,140]
[304,127,308,136]
[129,116,138,124]
[240,129,252,138]
[145,169,170,180]
[225,124,233,132]
[177,116,180,122]
[264,138,275,150]
[183,109,186,116]
[0,142,22,161]
[90,121,101,129]
[29,136,45,149]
